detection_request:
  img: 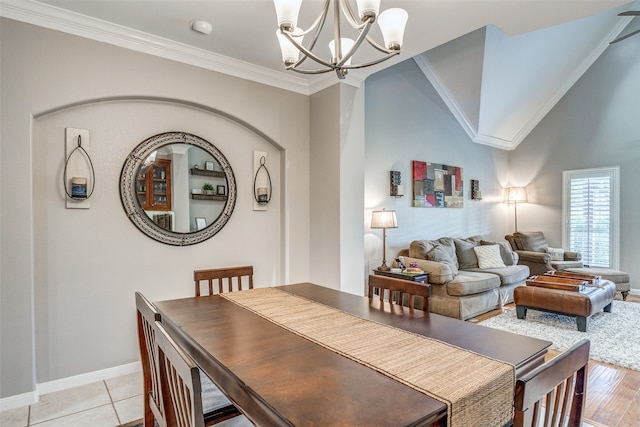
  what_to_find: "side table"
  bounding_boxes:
[372,270,431,311]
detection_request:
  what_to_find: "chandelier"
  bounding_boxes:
[273,0,408,79]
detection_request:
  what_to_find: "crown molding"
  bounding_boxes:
[0,0,313,95]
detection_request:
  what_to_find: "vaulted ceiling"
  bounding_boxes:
[1,0,638,149]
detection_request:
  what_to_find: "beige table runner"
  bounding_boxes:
[221,288,515,427]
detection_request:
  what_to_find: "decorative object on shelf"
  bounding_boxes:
[253,151,272,211]
[412,160,463,208]
[370,208,398,271]
[195,217,207,230]
[504,186,528,232]
[205,161,215,171]
[471,179,482,200]
[202,183,215,195]
[217,185,226,196]
[64,128,95,209]
[273,0,408,79]
[120,131,237,246]
[390,170,403,197]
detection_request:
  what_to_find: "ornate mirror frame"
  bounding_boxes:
[120,131,237,245]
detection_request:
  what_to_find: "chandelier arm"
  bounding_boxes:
[340,0,368,30]
[364,35,397,55]
[339,51,400,70]
[295,0,330,36]
[282,30,335,69]
[335,18,374,68]
[333,0,342,62]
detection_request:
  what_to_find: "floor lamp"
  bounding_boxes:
[504,187,528,232]
[371,209,398,271]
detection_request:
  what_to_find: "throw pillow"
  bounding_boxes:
[473,245,507,269]
[481,240,516,266]
[513,231,548,252]
[453,238,479,269]
[546,247,565,261]
[409,240,436,259]
[426,245,459,276]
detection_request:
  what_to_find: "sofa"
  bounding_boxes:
[396,236,530,320]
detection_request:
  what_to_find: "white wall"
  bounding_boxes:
[364,59,511,271]
[510,17,640,291]
[0,18,310,399]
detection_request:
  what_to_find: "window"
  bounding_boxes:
[562,167,619,269]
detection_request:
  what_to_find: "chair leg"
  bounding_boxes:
[576,316,587,332]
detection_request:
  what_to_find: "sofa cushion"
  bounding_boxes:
[513,231,548,252]
[445,271,501,297]
[481,240,515,266]
[546,247,565,261]
[409,238,458,265]
[464,265,530,286]
[473,245,506,269]
[426,245,459,275]
[453,237,481,269]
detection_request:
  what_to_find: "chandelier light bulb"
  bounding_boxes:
[355,0,380,20]
[377,8,408,50]
[273,0,303,31]
[276,28,304,66]
[329,38,355,65]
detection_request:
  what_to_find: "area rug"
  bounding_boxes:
[479,300,640,371]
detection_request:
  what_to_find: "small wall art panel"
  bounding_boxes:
[412,160,463,208]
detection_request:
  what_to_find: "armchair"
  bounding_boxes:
[505,231,582,276]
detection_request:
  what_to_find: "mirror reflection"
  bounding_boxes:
[137,144,227,233]
[120,132,236,246]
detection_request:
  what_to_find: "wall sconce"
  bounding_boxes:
[390,171,404,198]
[64,128,95,209]
[470,179,482,200]
[253,151,272,211]
[370,208,398,271]
[504,186,528,232]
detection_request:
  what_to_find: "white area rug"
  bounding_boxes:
[479,301,640,371]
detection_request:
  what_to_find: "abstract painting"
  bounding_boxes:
[412,160,463,208]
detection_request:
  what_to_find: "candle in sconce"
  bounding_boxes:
[396,185,404,196]
[257,187,268,203]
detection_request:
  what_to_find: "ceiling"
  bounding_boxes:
[1,0,638,148]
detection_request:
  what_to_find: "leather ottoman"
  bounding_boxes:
[562,267,630,301]
[514,280,616,332]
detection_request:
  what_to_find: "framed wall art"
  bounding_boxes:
[412,160,463,208]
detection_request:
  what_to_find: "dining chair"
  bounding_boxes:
[155,320,251,426]
[194,266,254,296]
[513,339,590,427]
[367,274,430,311]
[135,291,169,427]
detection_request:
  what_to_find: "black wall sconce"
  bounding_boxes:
[390,171,404,198]
[470,179,482,200]
[253,152,272,210]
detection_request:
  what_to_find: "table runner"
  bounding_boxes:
[220,288,514,427]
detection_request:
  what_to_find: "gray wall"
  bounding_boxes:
[1,18,311,399]
[363,58,511,271]
[509,18,640,287]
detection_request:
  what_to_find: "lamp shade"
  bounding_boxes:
[504,187,528,203]
[329,38,355,64]
[371,209,398,229]
[273,0,302,29]
[377,8,408,50]
[276,28,304,65]
[356,0,380,19]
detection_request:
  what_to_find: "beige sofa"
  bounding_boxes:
[397,236,530,320]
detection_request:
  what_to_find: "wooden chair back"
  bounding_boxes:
[513,339,590,427]
[194,266,254,296]
[367,274,429,311]
[135,292,168,427]
[155,320,207,427]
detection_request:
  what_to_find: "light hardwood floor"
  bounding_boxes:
[473,293,640,427]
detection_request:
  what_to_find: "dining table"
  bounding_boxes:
[154,282,551,427]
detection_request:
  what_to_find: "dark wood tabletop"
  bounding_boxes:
[154,283,551,427]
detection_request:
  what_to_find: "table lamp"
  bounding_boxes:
[504,187,528,232]
[370,208,398,271]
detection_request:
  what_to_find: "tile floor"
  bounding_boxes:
[0,372,142,427]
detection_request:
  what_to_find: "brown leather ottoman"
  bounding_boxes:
[514,280,616,332]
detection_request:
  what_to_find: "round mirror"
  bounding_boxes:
[120,132,236,245]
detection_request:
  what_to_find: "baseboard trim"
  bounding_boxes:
[0,390,39,412]
[38,361,141,396]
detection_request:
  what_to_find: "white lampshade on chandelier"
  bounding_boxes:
[273,0,408,79]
